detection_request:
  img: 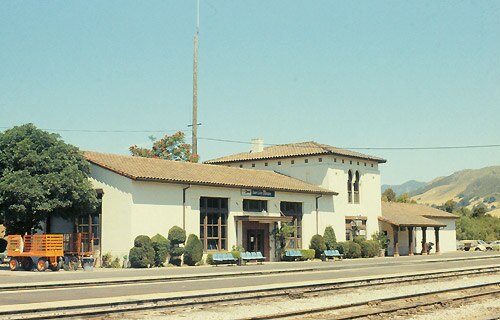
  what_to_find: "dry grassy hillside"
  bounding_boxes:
[411,166,499,209]
[488,208,500,218]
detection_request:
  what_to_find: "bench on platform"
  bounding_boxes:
[212,253,238,266]
[284,250,302,261]
[322,249,344,261]
[241,251,265,264]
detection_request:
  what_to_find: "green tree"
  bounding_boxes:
[129,131,198,162]
[382,188,396,202]
[0,124,98,234]
[323,226,337,250]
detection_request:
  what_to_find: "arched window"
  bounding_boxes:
[354,171,360,203]
[347,170,353,203]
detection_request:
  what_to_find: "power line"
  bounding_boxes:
[0,127,190,134]
[198,137,500,150]
[1,126,498,150]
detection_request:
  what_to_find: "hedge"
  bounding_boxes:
[360,240,380,258]
[335,241,362,259]
[300,249,315,260]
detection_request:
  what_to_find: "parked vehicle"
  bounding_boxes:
[459,240,493,251]
[7,234,64,271]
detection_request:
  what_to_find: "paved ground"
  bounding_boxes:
[0,251,498,308]
[0,251,497,284]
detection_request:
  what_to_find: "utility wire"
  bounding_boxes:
[1,126,498,150]
[198,137,500,151]
[0,127,190,133]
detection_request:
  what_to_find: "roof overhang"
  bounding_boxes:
[234,215,294,223]
[378,216,446,228]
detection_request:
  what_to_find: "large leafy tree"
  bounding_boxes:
[129,131,198,162]
[0,124,98,234]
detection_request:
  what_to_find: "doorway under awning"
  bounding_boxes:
[234,215,293,262]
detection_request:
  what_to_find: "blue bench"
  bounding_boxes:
[241,251,265,264]
[284,250,302,261]
[212,253,238,266]
[322,249,344,261]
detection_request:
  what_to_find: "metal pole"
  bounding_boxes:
[192,0,199,156]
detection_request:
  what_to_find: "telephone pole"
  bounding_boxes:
[191,0,200,157]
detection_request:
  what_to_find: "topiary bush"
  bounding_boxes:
[134,235,152,248]
[323,226,337,250]
[168,226,187,244]
[206,253,214,265]
[129,235,155,268]
[151,234,170,267]
[129,246,155,268]
[335,241,362,259]
[309,234,326,259]
[168,226,186,266]
[361,240,380,258]
[300,249,315,260]
[184,234,203,266]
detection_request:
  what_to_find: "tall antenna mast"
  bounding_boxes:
[191,0,200,157]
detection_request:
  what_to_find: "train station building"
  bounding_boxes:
[48,140,458,262]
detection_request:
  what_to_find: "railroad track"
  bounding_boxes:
[1,265,499,320]
[242,282,500,320]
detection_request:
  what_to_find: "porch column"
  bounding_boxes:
[392,225,399,257]
[408,226,414,256]
[421,227,428,255]
[434,227,441,254]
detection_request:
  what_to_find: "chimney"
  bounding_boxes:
[251,138,264,153]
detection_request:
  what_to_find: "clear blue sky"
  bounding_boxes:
[1,1,499,185]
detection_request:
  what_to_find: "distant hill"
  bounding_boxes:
[382,180,426,196]
[411,166,500,210]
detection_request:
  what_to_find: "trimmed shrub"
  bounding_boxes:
[360,240,380,258]
[134,235,152,248]
[168,226,187,244]
[184,234,203,266]
[323,226,337,250]
[129,246,155,268]
[231,250,241,259]
[168,226,186,266]
[151,234,170,267]
[335,241,362,259]
[309,234,326,259]
[300,249,315,260]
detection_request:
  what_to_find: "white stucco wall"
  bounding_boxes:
[77,164,335,260]
[227,156,382,242]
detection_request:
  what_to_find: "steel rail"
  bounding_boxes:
[243,282,500,320]
[1,266,499,320]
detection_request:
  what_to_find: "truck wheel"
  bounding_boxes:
[9,258,19,271]
[36,258,47,272]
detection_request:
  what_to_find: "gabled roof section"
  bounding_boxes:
[204,141,386,164]
[380,202,458,227]
[84,151,337,195]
